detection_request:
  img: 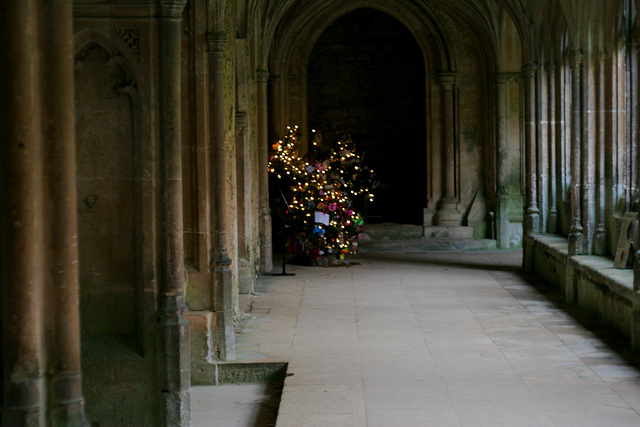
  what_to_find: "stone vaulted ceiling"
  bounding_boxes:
[247,0,634,69]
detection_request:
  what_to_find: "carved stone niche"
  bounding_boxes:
[73,31,142,348]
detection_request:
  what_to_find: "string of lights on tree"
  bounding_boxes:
[269,126,378,261]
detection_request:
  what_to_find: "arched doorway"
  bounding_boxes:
[307,8,426,225]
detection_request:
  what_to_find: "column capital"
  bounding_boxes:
[236,111,248,126]
[256,69,269,83]
[235,112,248,135]
[437,72,456,86]
[567,50,583,69]
[157,0,187,18]
[205,32,227,53]
[521,62,537,79]
[597,50,607,63]
[495,72,520,84]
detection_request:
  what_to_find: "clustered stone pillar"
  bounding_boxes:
[634,28,640,351]
[42,2,88,424]
[634,29,640,298]
[495,73,511,248]
[0,1,88,425]
[536,62,549,234]
[581,50,597,256]
[568,50,584,255]
[554,59,567,238]
[1,3,46,423]
[595,52,607,255]
[269,73,284,143]
[235,111,255,294]
[157,2,191,426]
[258,70,274,274]
[523,62,540,236]
[436,72,462,226]
[207,32,235,361]
[547,62,559,233]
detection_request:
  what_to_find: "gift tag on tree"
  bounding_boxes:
[315,211,330,225]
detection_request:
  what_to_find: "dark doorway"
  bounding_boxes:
[307,8,426,225]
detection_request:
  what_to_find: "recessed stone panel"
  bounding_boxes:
[75,41,139,335]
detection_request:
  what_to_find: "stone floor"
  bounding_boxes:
[192,249,640,426]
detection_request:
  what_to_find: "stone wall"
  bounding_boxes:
[526,234,640,350]
[301,6,495,237]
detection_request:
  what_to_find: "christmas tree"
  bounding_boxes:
[269,126,377,263]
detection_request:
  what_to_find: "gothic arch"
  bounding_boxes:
[267,0,455,139]
[73,28,139,83]
[262,0,506,232]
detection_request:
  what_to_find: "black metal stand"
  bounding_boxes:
[271,240,295,276]
[270,188,295,277]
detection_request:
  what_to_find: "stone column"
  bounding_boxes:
[258,70,273,273]
[633,31,640,210]
[568,50,584,255]
[41,1,88,424]
[523,62,540,235]
[436,72,461,226]
[496,73,511,248]
[547,62,559,233]
[555,58,568,234]
[270,74,284,140]
[207,32,235,361]
[0,2,46,424]
[157,2,190,425]
[235,112,255,294]
[536,63,549,234]
[1,1,88,425]
[633,29,640,295]
[595,52,607,255]
[582,51,597,255]
[235,39,255,294]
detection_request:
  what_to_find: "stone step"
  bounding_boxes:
[423,225,474,239]
[357,238,497,252]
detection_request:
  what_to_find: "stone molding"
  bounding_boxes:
[256,69,269,83]
[112,28,140,61]
[437,72,456,90]
[495,72,521,84]
[205,32,227,53]
[521,62,537,78]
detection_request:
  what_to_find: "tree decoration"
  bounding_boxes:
[269,126,378,262]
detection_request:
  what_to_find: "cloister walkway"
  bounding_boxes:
[193,250,640,426]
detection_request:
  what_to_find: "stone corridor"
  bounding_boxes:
[6,1,640,424]
[193,250,640,426]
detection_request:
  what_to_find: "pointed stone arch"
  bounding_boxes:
[261,0,507,235]
[304,8,428,224]
[266,0,462,228]
[268,0,455,140]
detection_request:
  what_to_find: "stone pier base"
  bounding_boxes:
[423,226,474,239]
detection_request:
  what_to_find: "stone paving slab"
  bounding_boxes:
[194,249,640,426]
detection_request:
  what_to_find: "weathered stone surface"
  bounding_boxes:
[423,226,474,239]
[526,234,640,350]
[6,2,640,426]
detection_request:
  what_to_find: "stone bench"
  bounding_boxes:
[525,234,640,351]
